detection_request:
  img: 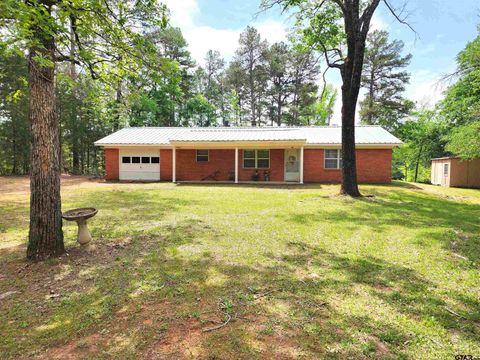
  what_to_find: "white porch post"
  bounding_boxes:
[235,147,239,183]
[300,146,304,184]
[172,146,176,183]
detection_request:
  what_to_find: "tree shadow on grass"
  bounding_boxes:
[1,188,480,359]
[280,188,480,263]
[283,242,480,341]
[2,223,479,359]
[176,182,324,190]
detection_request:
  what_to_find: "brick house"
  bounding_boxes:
[94,126,402,183]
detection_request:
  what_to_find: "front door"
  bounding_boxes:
[285,149,300,182]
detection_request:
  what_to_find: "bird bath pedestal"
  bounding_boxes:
[62,208,98,250]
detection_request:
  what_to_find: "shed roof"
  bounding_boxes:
[94,126,402,146]
[431,156,459,161]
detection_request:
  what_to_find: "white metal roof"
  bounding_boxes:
[94,127,188,145]
[94,126,402,146]
[171,128,306,142]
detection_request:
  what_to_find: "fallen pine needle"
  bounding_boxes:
[202,313,231,332]
[445,306,467,319]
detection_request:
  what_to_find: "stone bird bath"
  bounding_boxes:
[62,208,98,250]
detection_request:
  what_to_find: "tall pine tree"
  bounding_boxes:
[360,30,413,132]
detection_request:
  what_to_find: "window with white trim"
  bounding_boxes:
[324,149,342,169]
[196,150,209,162]
[444,163,449,176]
[243,149,270,168]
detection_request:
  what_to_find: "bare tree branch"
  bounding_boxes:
[383,0,419,39]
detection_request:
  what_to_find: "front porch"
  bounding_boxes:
[171,146,305,184]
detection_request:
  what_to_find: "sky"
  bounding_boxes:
[162,0,479,123]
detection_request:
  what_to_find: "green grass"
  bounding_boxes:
[0,178,479,359]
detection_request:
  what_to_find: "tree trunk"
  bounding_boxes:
[11,118,17,175]
[72,142,80,174]
[337,0,380,196]
[249,61,256,126]
[340,91,361,197]
[367,67,375,124]
[339,32,366,197]
[27,10,65,260]
[414,144,423,182]
[70,20,80,175]
[277,93,282,126]
[113,80,122,130]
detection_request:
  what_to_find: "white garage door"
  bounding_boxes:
[119,150,160,181]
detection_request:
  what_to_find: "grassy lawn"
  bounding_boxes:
[0,177,479,359]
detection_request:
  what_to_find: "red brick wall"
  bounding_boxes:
[105,147,391,183]
[104,148,119,180]
[357,149,392,183]
[160,149,172,181]
[238,149,284,181]
[176,149,235,181]
[303,148,392,183]
[174,149,285,182]
[304,149,341,183]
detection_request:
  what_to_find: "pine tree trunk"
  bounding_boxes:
[414,144,423,183]
[27,11,65,261]
[113,80,122,130]
[11,119,17,175]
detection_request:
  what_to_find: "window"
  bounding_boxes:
[122,156,131,164]
[444,163,449,176]
[141,157,150,164]
[196,150,209,162]
[151,157,160,164]
[131,157,140,164]
[243,149,270,168]
[324,149,342,169]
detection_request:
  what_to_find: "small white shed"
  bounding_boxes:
[431,157,480,188]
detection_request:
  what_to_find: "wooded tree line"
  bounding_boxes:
[1,9,478,184]
[392,25,480,182]
[0,25,338,176]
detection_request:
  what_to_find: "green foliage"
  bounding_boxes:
[291,1,344,53]
[181,94,217,127]
[308,84,337,125]
[0,50,29,175]
[0,0,168,80]
[360,30,413,132]
[395,110,448,182]
[445,122,480,159]
[440,25,480,160]
[441,67,480,125]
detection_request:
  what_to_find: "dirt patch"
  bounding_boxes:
[372,284,398,293]
[0,175,103,195]
[39,333,101,360]
[144,318,205,359]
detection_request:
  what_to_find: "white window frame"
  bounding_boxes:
[243,149,270,169]
[444,163,449,176]
[324,149,342,169]
[196,150,209,162]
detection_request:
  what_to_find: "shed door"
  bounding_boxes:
[441,162,449,186]
[119,150,160,181]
